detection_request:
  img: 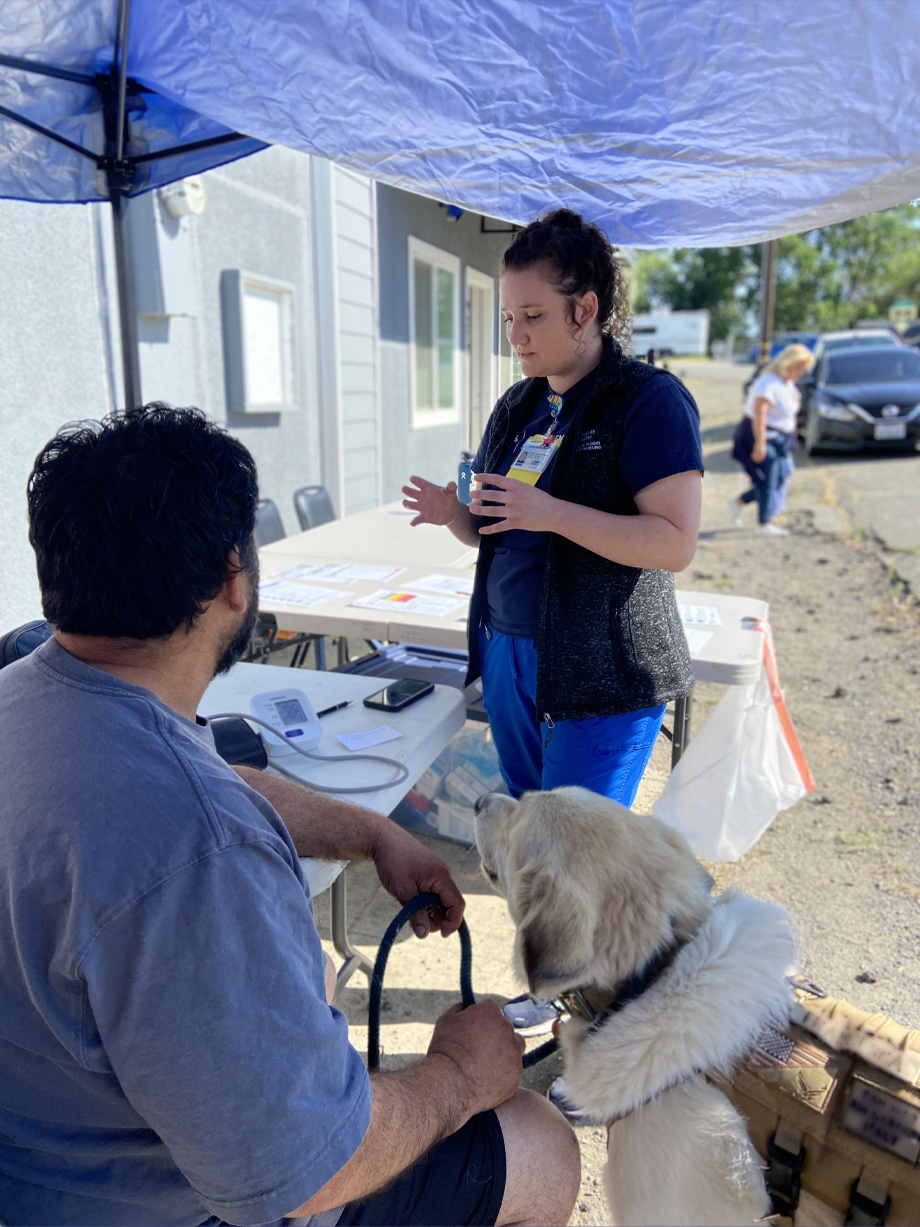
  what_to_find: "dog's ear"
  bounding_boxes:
[514,869,594,995]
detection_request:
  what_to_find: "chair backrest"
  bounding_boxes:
[254,498,287,547]
[293,485,336,532]
[0,620,53,669]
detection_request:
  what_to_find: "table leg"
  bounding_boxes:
[331,871,374,997]
[670,687,694,769]
[313,637,327,670]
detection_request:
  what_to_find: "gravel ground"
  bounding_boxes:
[312,359,920,1226]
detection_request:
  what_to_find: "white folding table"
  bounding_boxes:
[259,500,479,570]
[200,661,466,989]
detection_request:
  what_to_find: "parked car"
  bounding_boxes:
[810,329,900,367]
[797,345,920,455]
[747,331,818,363]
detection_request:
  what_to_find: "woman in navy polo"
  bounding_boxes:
[404,209,703,812]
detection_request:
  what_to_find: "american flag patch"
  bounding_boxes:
[742,1023,841,1113]
[746,1023,829,1071]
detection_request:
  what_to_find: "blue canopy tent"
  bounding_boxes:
[3,0,920,406]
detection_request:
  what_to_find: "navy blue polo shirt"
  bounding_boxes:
[472,370,703,638]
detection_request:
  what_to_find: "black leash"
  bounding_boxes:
[367,892,558,1072]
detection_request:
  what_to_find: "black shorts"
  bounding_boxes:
[336,1109,506,1227]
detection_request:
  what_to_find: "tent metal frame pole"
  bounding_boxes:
[109,191,143,409]
[104,0,143,409]
[759,239,778,364]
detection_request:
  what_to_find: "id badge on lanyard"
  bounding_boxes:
[506,433,563,486]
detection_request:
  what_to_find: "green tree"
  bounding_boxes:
[772,204,920,331]
[632,246,758,341]
[632,204,920,342]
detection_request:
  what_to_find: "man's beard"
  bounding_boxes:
[214,549,260,677]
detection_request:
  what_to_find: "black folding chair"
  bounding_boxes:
[293,485,336,532]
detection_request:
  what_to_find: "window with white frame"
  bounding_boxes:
[409,238,460,427]
[221,270,295,414]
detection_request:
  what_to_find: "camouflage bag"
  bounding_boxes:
[717,984,920,1226]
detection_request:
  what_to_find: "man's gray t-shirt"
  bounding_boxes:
[0,640,371,1226]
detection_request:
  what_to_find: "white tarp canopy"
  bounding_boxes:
[2,0,920,247]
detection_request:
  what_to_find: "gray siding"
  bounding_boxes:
[333,168,380,515]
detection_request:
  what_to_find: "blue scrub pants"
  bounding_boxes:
[478,626,666,804]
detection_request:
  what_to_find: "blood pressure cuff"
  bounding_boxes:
[210,716,268,769]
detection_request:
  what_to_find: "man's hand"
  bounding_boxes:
[371,823,466,938]
[288,999,523,1217]
[428,1001,525,1117]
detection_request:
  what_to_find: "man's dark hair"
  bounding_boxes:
[28,403,259,639]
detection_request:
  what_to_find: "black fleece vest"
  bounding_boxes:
[466,341,695,722]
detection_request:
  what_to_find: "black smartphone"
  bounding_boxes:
[363,678,435,712]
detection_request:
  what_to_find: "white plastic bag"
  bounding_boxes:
[652,621,814,862]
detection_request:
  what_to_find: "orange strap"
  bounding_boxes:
[748,617,816,794]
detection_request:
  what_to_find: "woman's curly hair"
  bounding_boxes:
[502,209,631,349]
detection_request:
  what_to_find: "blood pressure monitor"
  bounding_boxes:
[250,689,322,757]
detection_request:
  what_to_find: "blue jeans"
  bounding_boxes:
[478,626,666,804]
[734,427,791,525]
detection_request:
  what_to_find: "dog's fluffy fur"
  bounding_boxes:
[475,786,797,1227]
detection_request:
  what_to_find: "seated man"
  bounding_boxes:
[0,405,579,1227]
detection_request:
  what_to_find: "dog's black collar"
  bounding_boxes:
[559,935,683,1033]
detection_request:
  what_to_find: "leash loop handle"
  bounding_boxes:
[366,891,557,1071]
[368,892,474,1070]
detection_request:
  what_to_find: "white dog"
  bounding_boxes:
[474,786,797,1227]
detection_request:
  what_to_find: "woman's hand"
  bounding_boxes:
[751,440,767,464]
[403,475,459,527]
[470,473,561,534]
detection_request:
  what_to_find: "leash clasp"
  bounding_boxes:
[559,990,596,1022]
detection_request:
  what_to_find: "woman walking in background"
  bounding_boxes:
[730,343,815,537]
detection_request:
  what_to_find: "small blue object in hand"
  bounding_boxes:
[457,461,474,504]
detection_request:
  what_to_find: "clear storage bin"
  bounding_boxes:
[391,721,507,846]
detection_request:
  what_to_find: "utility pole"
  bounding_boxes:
[758,239,778,363]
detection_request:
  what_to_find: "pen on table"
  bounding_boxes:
[316,701,350,718]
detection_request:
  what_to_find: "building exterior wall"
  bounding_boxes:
[333,168,380,515]
[0,154,515,632]
[0,147,333,629]
[0,201,117,628]
[376,186,513,499]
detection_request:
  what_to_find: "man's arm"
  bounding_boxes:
[287,1001,524,1217]
[233,765,388,861]
[233,767,465,936]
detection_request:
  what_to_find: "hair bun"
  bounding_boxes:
[544,208,582,229]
